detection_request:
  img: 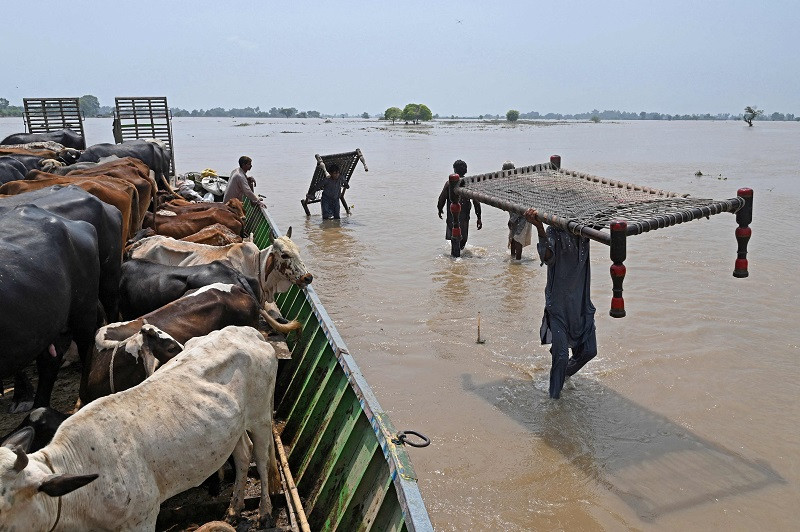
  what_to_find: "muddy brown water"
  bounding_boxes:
[1,118,798,530]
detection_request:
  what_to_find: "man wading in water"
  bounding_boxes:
[525,208,597,399]
[321,163,346,220]
[437,159,482,250]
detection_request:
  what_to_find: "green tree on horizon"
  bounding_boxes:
[401,103,432,124]
[79,94,100,117]
[384,106,402,124]
[743,106,762,126]
[506,109,520,122]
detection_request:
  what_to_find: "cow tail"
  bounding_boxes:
[259,309,301,335]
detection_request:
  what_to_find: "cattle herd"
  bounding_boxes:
[0,129,313,529]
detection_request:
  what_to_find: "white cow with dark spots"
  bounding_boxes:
[0,325,280,530]
[126,228,312,305]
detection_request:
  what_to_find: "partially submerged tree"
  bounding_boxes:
[384,107,402,124]
[743,106,762,126]
[79,94,100,117]
[506,109,520,122]
[401,103,432,124]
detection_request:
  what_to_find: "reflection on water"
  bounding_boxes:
[464,374,784,522]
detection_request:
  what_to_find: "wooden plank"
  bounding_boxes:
[288,369,349,478]
[314,423,380,531]
[275,329,327,416]
[113,96,175,175]
[369,488,405,532]
[298,390,361,510]
[23,98,85,141]
[337,451,392,532]
[280,342,337,440]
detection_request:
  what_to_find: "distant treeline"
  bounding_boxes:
[169,107,323,118]
[1,97,797,121]
[466,110,799,121]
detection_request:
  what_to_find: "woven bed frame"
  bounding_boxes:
[449,155,753,317]
[301,149,368,216]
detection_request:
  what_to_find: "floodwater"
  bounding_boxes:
[2,117,798,530]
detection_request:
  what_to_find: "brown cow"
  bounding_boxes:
[143,208,243,239]
[159,198,245,221]
[62,157,157,222]
[81,283,261,404]
[181,223,243,246]
[0,146,58,159]
[0,175,139,242]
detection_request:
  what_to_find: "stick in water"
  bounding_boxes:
[477,312,486,344]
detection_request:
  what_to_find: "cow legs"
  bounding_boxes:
[250,427,275,528]
[225,433,252,523]
[9,371,35,413]
[33,344,66,410]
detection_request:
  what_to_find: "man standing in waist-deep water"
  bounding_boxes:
[525,208,597,399]
[437,159,482,250]
[321,162,346,220]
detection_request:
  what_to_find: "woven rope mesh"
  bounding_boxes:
[462,167,739,232]
[305,151,362,202]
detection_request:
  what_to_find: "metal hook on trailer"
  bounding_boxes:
[394,430,431,448]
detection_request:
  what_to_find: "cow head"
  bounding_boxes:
[39,158,66,172]
[57,148,81,166]
[0,427,98,529]
[261,228,312,303]
[91,321,184,399]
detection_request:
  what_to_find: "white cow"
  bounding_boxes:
[0,325,279,530]
[126,228,312,305]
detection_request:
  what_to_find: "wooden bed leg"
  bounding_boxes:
[301,199,311,217]
[340,190,351,215]
[550,154,561,169]
[448,173,462,257]
[733,188,753,278]
[609,220,627,318]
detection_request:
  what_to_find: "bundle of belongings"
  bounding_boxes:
[175,168,229,202]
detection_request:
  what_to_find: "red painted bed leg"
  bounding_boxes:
[550,155,561,169]
[609,220,627,318]
[733,188,753,278]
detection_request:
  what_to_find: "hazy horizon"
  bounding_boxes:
[4,1,798,117]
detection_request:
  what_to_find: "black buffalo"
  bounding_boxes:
[0,156,28,184]
[0,205,100,413]
[1,129,86,150]
[119,259,259,320]
[0,185,123,321]
[77,140,171,190]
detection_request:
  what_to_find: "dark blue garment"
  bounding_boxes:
[321,175,342,219]
[537,226,597,398]
[436,181,481,249]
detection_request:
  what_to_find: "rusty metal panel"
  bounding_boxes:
[113,97,176,176]
[22,97,86,146]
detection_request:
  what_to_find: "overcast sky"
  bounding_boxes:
[4,0,798,116]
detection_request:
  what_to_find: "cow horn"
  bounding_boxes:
[264,252,275,281]
[13,446,28,472]
[285,226,292,239]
